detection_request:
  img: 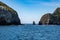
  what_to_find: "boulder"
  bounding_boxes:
[0,2,21,25]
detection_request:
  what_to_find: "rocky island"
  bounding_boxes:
[0,2,21,25]
[39,8,60,25]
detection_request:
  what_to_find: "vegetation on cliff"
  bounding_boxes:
[0,2,16,13]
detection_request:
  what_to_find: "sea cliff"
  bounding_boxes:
[0,2,21,25]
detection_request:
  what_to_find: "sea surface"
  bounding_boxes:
[0,25,60,40]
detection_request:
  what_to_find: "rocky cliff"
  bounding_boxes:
[0,2,21,25]
[39,8,60,25]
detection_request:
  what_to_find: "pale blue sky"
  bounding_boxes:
[0,0,60,24]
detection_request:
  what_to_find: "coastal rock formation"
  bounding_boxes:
[0,2,21,25]
[39,7,60,25]
[39,13,56,25]
[33,21,35,25]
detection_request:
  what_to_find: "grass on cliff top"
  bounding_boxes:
[0,1,17,13]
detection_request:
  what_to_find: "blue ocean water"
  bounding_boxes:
[0,25,60,40]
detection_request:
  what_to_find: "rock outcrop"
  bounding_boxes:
[33,21,35,25]
[39,7,60,25]
[0,2,21,25]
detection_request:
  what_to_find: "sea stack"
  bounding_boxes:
[33,21,35,25]
[0,2,21,25]
[39,7,60,25]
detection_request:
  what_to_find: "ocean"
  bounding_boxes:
[0,25,60,40]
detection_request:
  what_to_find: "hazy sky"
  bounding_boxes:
[0,0,60,24]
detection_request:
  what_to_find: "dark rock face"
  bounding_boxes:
[39,7,60,25]
[0,2,21,25]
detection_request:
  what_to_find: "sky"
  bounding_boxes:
[0,0,60,24]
